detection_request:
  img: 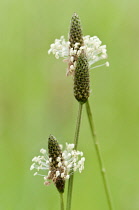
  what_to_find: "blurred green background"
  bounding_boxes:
[0,0,139,209]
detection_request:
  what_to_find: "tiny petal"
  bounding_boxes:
[48,49,52,54]
[70,65,74,70]
[34,172,38,176]
[55,52,59,59]
[57,157,61,162]
[106,61,110,67]
[80,152,83,156]
[56,170,60,177]
[58,162,62,167]
[81,157,85,162]
[59,144,63,150]
[44,176,47,180]
[40,148,46,154]
[70,56,74,62]
[30,163,35,170]
[61,173,65,178]
[64,161,68,166]
[65,175,70,179]
[48,171,51,177]
[67,153,71,158]
[66,143,74,150]
[101,54,107,59]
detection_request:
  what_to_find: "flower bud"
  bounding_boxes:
[69,13,84,50]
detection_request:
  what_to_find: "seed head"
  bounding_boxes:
[74,53,90,103]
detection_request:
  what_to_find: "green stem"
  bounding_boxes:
[66,102,83,210]
[66,175,74,210]
[86,100,114,210]
[60,193,64,210]
[74,102,83,149]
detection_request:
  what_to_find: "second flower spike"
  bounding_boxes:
[30,135,85,193]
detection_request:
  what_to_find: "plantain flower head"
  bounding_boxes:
[30,135,85,193]
[48,13,109,77]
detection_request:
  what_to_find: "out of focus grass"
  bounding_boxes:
[0,0,139,209]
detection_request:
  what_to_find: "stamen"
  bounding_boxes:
[90,62,109,70]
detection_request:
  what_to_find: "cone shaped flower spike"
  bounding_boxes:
[30,135,85,193]
[69,13,84,50]
[74,53,90,103]
[48,13,109,77]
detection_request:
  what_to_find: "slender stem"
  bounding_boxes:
[66,175,74,210]
[86,100,114,210]
[60,193,64,210]
[74,102,83,150]
[66,102,83,210]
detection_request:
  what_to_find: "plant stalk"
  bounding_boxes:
[66,102,83,210]
[60,193,64,210]
[86,99,114,210]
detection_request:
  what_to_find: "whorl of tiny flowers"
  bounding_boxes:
[48,16,109,77]
[30,135,85,193]
[74,53,90,103]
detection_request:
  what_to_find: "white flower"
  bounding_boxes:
[48,35,109,76]
[30,143,85,185]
